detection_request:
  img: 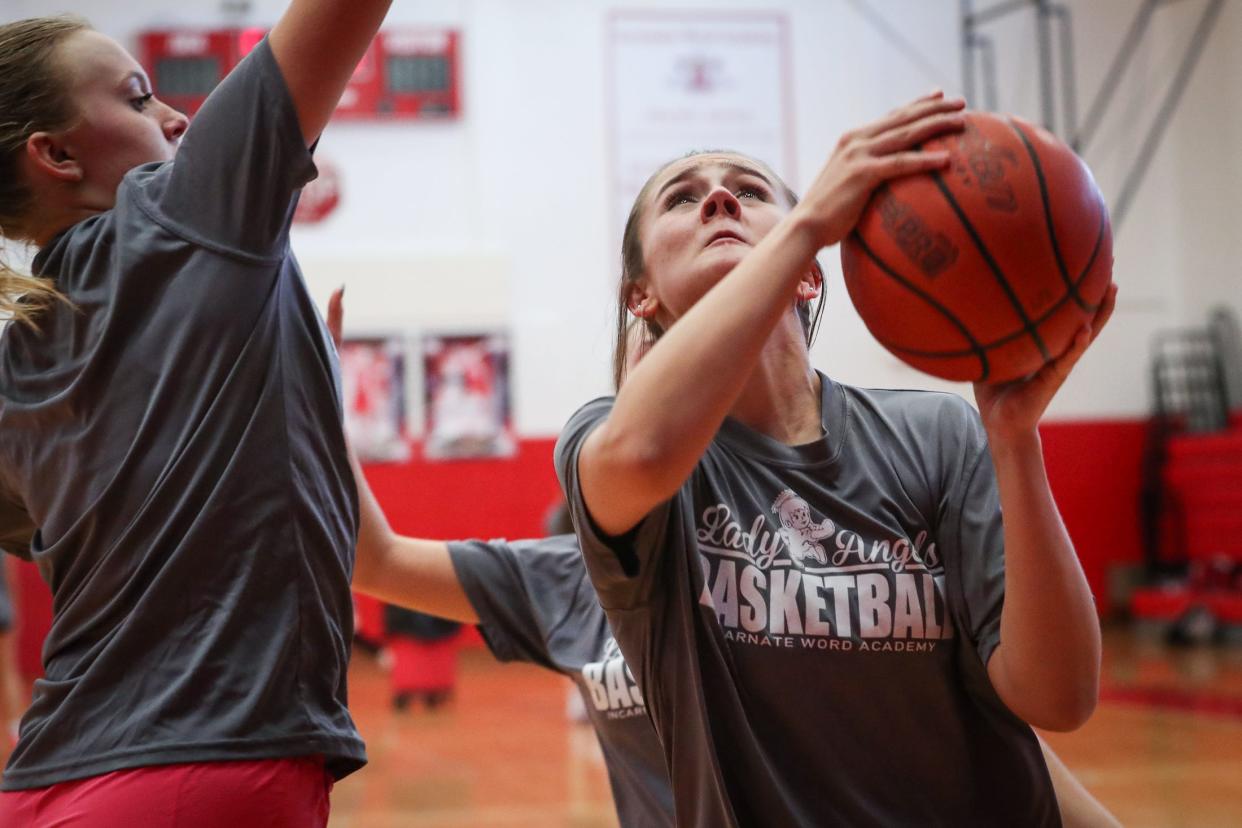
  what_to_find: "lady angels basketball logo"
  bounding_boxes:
[695,489,955,652]
[580,638,646,720]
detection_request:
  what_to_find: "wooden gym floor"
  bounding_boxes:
[328,628,1242,828]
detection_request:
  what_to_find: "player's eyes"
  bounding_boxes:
[664,190,694,210]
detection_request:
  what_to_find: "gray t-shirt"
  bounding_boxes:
[449,536,674,827]
[556,374,1059,827]
[0,40,364,789]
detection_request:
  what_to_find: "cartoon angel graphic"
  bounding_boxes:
[772,489,835,566]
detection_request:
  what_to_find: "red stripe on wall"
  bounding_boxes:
[13,421,1148,678]
[359,438,563,542]
[377,423,1151,615]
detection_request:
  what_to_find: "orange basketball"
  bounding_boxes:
[840,111,1113,384]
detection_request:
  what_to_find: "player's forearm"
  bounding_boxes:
[987,430,1101,731]
[354,535,478,624]
[269,0,395,144]
[348,451,478,623]
[350,447,397,592]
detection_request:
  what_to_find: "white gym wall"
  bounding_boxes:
[11,0,1240,432]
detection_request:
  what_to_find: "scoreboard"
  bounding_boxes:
[139,29,259,116]
[140,27,462,119]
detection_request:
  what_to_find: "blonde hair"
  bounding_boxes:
[0,255,59,330]
[0,15,87,328]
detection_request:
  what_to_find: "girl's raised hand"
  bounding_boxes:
[974,283,1118,442]
[327,287,344,350]
[793,91,966,248]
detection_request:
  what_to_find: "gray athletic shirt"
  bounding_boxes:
[0,40,365,789]
[556,374,1059,827]
[449,536,674,827]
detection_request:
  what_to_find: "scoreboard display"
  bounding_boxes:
[374,29,460,118]
[140,30,254,116]
[141,27,462,120]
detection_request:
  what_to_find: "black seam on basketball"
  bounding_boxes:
[1074,199,1107,310]
[849,227,990,382]
[870,208,1108,360]
[1007,117,1092,313]
[928,169,1051,361]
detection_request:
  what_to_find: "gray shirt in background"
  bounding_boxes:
[0,39,364,790]
[450,536,674,827]
[556,374,1059,827]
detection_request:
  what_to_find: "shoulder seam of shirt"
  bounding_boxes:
[130,180,290,266]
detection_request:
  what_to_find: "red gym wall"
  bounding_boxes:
[361,438,564,542]
[1041,419,1148,614]
[364,421,1149,616]
[12,421,1147,678]
[362,420,1148,616]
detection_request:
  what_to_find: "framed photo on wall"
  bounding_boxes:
[422,332,515,460]
[340,336,410,463]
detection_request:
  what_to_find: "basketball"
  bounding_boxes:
[840,111,1113,383]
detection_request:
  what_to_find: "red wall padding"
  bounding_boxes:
[358,438,563,542]
[13,424,1149,678]
[1039,419,1148,615]
[12,558,52,681]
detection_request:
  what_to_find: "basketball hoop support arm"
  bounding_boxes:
[960,0,1225,230]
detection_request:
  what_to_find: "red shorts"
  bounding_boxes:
[0,756,332,827]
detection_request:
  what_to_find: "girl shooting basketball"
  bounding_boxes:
[326,294,1118,827]
[0,2,394,823]
[556,93,1117,825]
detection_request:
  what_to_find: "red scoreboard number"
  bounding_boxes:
[141,27,461,120]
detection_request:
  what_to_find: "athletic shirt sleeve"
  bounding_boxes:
[136,37,316,257]
[447,535,591,671]
[940,411,1007,666]
[554,398,678,610]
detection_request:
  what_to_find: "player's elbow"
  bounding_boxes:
[1023,682,1099,732]
[590,422,684,498]
[1029,702,1095,733]
[578,422,688,537]
[992,647,1099,732]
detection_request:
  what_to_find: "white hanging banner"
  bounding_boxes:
[607,12,796,231]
